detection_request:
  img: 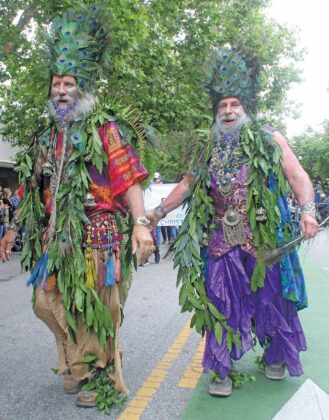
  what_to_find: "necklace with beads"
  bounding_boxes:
[211,129,243,196]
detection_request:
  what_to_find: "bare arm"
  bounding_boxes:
[146,172,196,227]
[124,182,154,261]
[273,131,318,239]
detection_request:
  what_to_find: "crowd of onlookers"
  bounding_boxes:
[287,188,329,237]
[0,184,22,250]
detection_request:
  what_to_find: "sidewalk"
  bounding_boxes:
[183,253,329,420]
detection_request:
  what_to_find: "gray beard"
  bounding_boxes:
[48,93,96,123]
[211,113,251,140]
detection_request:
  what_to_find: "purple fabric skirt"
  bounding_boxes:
[203,247,306,379]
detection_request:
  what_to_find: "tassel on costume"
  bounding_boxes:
[98,251,106,288]
[26,253,49,289]
[85,228,97,288]
[114,248,121,283]
[106,252,115,286]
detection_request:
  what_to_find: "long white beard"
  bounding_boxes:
[48,93,96,123]
[211,113,251,140]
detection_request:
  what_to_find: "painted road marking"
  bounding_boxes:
[273,379,329,419]
[118,319,192,419]
[178,338,205,389]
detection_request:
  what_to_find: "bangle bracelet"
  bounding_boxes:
[300,202,316,218]
[6,221,18,232]
[134,216,151,227]
[153,204,167,219]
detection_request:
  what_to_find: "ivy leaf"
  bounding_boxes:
[251,261,266,292]
[226,332,233,352]
[214,322,223,345]
[75,288,84,313]
[82,354,97,363]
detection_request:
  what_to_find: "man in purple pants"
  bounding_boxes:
[148,46,318,397]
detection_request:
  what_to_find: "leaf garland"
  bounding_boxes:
[172,134,242,349]
[173,122,289,349]
[241,124,290,291]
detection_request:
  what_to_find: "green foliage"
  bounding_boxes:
[82,362,127,415]
[209,368,256,389]
[292,122,329,188]
[1,0,303,165]
[255,355,266,373]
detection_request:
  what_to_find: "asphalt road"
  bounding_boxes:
[0,245,200,420]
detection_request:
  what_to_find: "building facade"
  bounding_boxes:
[0,134,20,191]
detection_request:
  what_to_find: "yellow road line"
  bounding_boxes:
[118,319,192,420]
[177,338,205,389]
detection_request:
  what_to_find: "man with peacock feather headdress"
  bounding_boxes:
[148,45,319,397]
[0,6,154,411]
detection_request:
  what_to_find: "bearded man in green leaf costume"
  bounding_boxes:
[0,6,154,410]
[149,46,319,397]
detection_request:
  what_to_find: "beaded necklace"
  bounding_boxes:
[210,129,243,196]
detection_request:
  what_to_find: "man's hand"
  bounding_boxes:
[131,224,154,263]
[300,213,319,240]
[145,211,160,229]
[0,230,17,262]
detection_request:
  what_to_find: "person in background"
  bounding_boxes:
[10,189,21,209]
[152,172,164,246]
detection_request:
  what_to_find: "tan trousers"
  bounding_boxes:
[34,282,128,394]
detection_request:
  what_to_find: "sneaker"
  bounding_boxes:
[208,377,232,397]
[265,363,287,380]
[155,253,160,264]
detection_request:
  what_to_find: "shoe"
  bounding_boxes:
[155,253,160,264]
[63,375,87,394]
[139,261,150,267]
[265,363,287,380]
[208,377,232,397]
[76,390,98,408]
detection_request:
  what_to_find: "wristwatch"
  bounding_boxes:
[134,216,151,227]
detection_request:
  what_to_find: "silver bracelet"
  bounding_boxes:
[300,202,316,218]
[134,216,151,227]
[153,204,168,219]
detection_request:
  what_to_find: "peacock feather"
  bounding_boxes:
[46,6,111,91]
[205,45,260,116]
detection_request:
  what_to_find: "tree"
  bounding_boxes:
[1,0,304,182]
[292,122,329,189]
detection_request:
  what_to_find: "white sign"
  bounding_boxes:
[144,183,186,226]
[0,135,19,168]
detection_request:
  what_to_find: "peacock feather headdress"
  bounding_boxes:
[47,6,110,91]
[206,45,260,117]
